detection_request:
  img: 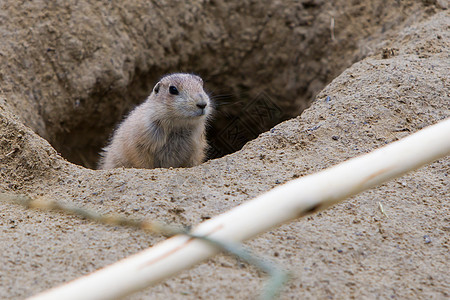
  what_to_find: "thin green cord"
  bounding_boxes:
[1,192,289,299]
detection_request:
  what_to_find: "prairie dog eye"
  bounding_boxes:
[169,86,179,95]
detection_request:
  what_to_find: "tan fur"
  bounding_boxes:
[99,73,212,169]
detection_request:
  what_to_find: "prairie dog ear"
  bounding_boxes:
[154,82,161,94]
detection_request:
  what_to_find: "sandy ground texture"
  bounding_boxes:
[0,1,449,299]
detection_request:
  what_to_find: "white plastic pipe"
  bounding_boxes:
[29,118,450,300]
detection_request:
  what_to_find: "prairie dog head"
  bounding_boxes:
[150,73,211,123]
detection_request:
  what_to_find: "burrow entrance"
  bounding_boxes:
[34,1,420,169]
[51,71,309,169]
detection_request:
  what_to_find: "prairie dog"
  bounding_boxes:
[99,73,212,169]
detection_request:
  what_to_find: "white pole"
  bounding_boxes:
[29,118,450,300]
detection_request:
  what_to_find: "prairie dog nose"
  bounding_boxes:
[196,102,207,109]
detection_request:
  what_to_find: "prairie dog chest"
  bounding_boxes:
[152,127,200,168]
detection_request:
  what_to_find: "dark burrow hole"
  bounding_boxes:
[46,26,361,170]
[51,68,309,170]
[47,32,362,170]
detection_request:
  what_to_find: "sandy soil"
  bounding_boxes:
[0,1,449,299]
